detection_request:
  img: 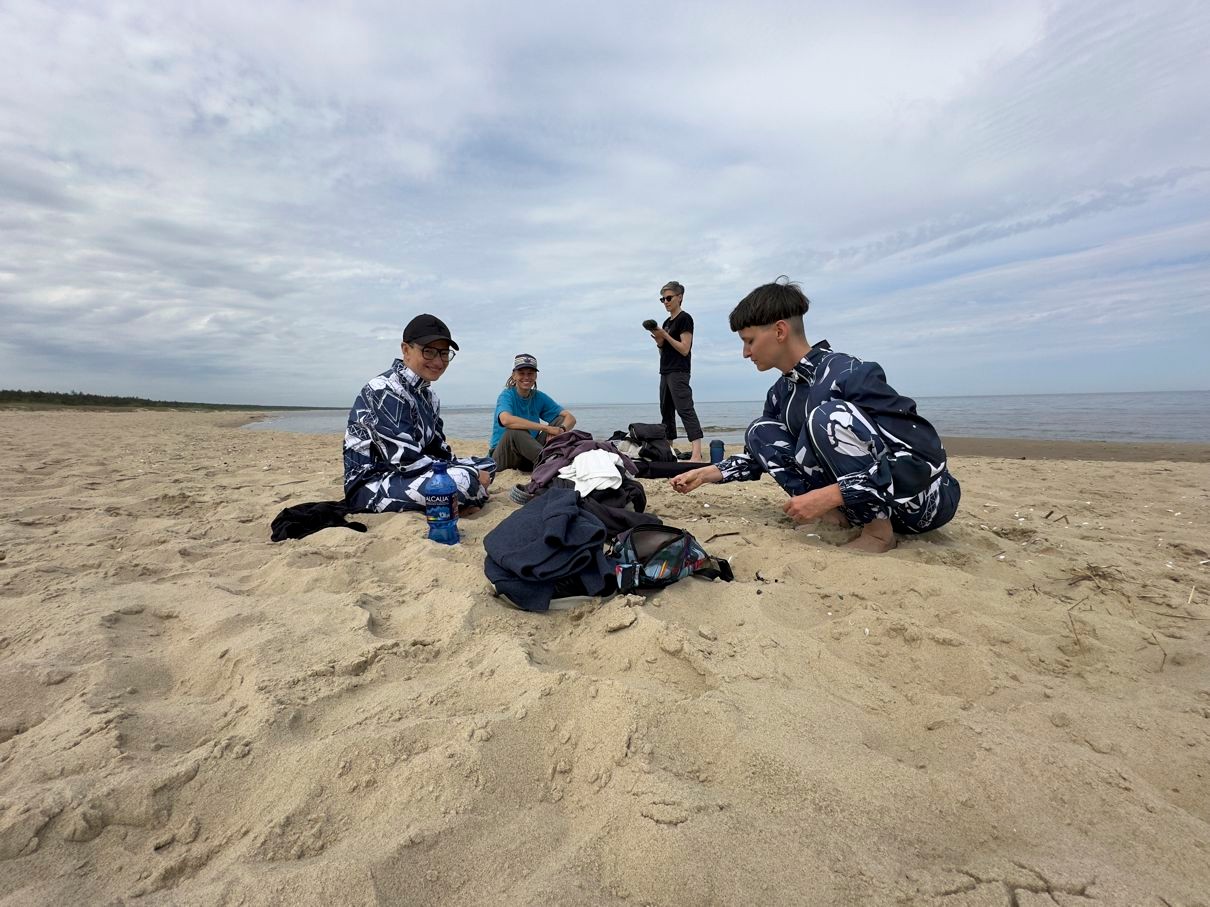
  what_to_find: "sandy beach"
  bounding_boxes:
[2,409,1208,905]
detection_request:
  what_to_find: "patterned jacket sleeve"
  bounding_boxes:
[715,386,781,483]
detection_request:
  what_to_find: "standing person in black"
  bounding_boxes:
[650,280,704,462]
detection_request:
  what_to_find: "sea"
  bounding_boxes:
[243,390,1210,445]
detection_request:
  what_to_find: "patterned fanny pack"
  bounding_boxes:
[608,525,734,592]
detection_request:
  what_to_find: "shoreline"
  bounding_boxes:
[243,411,1210,463]
[6,406,1206,461]
[243,414,1210,463]
[942,435,1210,462]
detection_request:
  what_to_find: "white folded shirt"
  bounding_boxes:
[557,449,624,496]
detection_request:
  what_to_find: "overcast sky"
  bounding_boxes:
[2,0,1208,406]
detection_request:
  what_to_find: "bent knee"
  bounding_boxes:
[744,417,788,448]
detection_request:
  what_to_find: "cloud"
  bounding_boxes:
[1,0,1208,407]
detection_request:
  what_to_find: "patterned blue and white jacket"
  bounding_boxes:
[717,341,950,512]
[343,360,497,513]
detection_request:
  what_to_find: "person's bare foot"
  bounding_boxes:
[844,518,896,553]
[816,508,851,529]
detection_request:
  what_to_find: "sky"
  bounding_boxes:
[1,0,1208,407]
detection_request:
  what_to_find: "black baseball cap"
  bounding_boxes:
[401,313,459,350]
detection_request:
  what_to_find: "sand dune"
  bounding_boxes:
[1,410,1208,905]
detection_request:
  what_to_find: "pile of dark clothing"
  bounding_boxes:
[521,430,637,494]
[517,429,659,534]
[483,487,616,612]
[485,431,663,611]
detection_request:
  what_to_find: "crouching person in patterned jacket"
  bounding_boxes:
[670,279,959,553]
[344,314,496,513]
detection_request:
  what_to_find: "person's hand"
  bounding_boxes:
[669,465,723,493]
[783,488,841,523]
[543,424,565,437]
[478,469,493,488]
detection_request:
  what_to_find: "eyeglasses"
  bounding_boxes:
[411,343,456,362]
[661,294,678,302]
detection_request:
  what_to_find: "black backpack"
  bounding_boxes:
[608,525,734,592]
[626,423,676,463]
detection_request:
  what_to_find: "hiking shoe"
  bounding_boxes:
[675,450,692,461]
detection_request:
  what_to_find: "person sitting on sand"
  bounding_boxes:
[344,314,496,513]
[489,353,577,472]
[670,279,960,552]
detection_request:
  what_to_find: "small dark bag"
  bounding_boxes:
[608,525,734,592]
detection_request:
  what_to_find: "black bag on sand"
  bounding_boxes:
[626,423,676,463]
[608,524,734,592]
[632,460,704,479]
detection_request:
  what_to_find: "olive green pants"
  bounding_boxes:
[491,429,544,472]
[491,416,566,472]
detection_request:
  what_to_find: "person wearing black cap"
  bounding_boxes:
[343,314,497,513]
[489,353,577,472]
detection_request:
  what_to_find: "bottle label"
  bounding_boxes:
[425,495,455,522]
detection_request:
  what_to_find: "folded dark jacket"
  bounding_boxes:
[483,488,613,612]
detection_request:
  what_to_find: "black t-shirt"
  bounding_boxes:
[659,311,693,374]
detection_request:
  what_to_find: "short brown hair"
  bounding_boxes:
[661,281,684,296]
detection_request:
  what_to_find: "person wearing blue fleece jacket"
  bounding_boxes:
[670,279,960,553]
[343,314,496,513]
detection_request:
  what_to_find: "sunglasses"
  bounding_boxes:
[411,343,456,362]
[660,294,678,302]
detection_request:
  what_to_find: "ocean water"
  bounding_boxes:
[243,390,1210,444]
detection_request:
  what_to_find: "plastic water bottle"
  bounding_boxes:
[710,440,725,464]
[420,461,459,545]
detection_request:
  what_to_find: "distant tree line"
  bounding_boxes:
[0,389,324,411]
